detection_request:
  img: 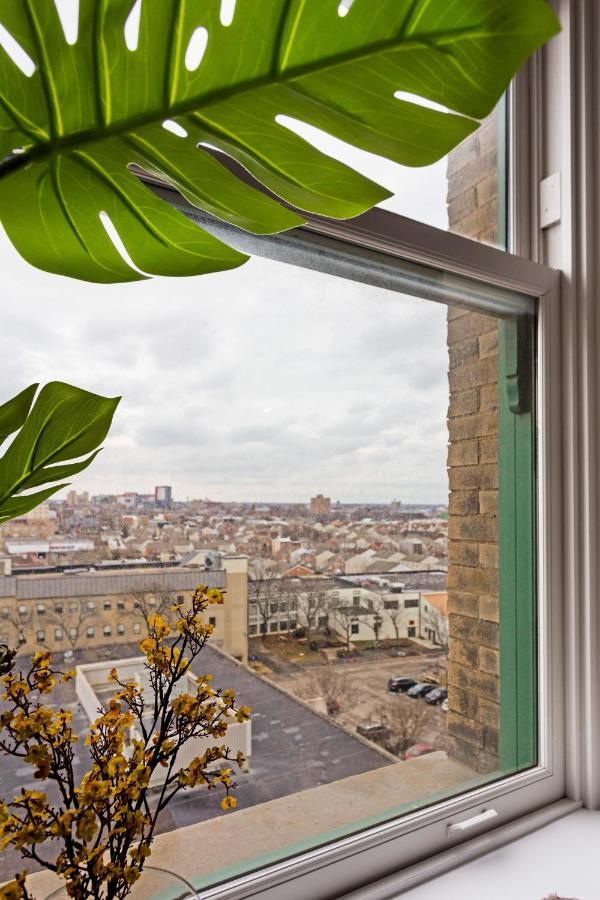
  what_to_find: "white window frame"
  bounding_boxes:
[149,5,586,893]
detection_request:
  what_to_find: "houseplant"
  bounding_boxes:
[0,584,250,899]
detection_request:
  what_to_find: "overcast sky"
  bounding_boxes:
[0,106,452,504]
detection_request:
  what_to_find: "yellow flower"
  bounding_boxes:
[220,796,237,811]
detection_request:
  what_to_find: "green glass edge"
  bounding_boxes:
[498,320,537,771]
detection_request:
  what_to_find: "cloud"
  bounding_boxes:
[0,189,456,503]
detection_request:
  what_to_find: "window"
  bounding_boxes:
[0,59,566,896]
[54,628,63,642]
[117,623,125,636]
[103,625,111,637]
[177,594,184,602]
[86,626,95,639]
[209,617,216,627]
[69,602,78,613]
[86,600,95,611]
[0,633,8,643]
[117,600,125,611]
[55,603,63,614]
[103,600,111,611]
[36,630,45,643]
[68,628,77,641]
[36,604,45,615]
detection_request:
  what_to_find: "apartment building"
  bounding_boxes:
[0,555,248,663]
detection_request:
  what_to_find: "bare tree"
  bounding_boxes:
[379,700,439,757]
[328,602,357,652]
[0,605,31,649]
[307,668,349,717]
[248,564,282,639]
[381,593,403,643]
[362,592,387,650]
[126,587,175,629]
[427,604,449,651]
[294,582,327,642]
[45,599,96,650]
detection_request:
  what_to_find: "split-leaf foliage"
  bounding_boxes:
[0,383,119,523]
[0,0,559,283]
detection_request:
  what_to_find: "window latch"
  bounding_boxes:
[447,808,498,836]
[503,316,533,414]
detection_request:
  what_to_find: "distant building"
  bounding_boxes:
[0,556,248,663]
[155,485,173,508]
[310,494,331,518]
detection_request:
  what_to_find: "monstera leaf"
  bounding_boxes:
[0,0,558,283]
[0,383,119,523]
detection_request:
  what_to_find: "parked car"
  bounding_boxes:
[441,698,449,712]
[407,682,437,699]
[425,687,448,705]
[356,723,390,741]
[389,647,408,658]
[404,742,436,760]
[387,676,417,693]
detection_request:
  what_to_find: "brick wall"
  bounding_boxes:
[446,110,500,772]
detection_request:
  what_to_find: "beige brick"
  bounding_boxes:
[479,489,498,516]
[479,435,498,464]
[479,382,498,411]
[449,356,498,393]
[448,516,497,542]
[447,151,497,201]
[448,566,498,594]
[479,593,499,623]
[448,411,497,442]
[447,440,479,467]
[447,590,479,618]
[478,542,498,568]
[449,337,479,370]
[476,171,498,207]
[479,329,498,359]
[448,187,477,225]
[448,464,497,491]
[448,640,479,672]
[447,306,469,321]
[451,197,498,237]
[446,711,484,747]
[448,613,480,643]
[449,389,480,418]
[480,646,500,676]
[448,312,497,344]
[446,140,481,178]
[448,490,479,515]
[447,661,499,702]
[448,541,479,567]
[477,697,499,729]
[479,619,499,650]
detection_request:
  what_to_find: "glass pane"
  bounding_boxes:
[283,99,507,248]
[0,226,534,893]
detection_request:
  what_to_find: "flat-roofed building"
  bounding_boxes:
[0,555,248,663]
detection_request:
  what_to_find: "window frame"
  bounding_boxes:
[141,212,563,900]
[143,60,570,900]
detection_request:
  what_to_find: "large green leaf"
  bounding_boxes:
[0,384,38,447]
[0,0,559,283]
[0,382,119,524]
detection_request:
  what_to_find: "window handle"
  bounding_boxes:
[447,808,498,836]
